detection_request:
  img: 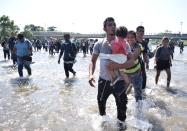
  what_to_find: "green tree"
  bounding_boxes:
[24,24,45,32]
[22,30,33,40]
[23,24,45,39]
[47,26,57,31]
[0,15,20,41]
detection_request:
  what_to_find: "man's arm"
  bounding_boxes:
[133,47,141,60]
[89,54,99,87]
[108,57,135,71]
[58,45,64,64]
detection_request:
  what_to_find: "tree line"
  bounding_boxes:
[0,15,57,41]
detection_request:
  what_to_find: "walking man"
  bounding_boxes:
[89,17,134,130]
[136,26,149,93]
[13,34,33,77]
[58,34,77,78]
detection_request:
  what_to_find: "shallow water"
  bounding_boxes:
[0,46,187,131]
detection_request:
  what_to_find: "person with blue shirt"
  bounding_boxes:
[13,34,33,77]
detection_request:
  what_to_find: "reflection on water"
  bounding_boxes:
[0,46,187,131]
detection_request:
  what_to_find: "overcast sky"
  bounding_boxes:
[0,0,186,34]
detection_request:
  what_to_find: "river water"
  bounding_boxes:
[0,46,187,131]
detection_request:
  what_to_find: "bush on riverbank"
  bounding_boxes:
[184,40,187,46]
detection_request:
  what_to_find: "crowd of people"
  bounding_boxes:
[1,34,98,78]
[88,17,183,130]
[0,17,185,130]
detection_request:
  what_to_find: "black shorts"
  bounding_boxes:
[156,60,170,71]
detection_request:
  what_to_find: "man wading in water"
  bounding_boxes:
[89,17,134,130]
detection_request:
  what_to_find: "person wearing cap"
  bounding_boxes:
[155,36,172,87]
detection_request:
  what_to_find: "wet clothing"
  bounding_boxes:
[94,39,123,81]
[8,37,17,64]
[59,40,77,78]
[49,41,55,55]
[1,40,10,60]
[64,63,76,78]
[3,50,10,60]
[97,78,127,121]
[82,42,87,55]
[125,43,142,102]
[89,41,94,55]
[179,42,184,53]
[60,41,77,63]
[17,57,31,77]
[8,36,16,51]
[156,60,170,71]
[93,38,128,122]
[140,60,146,90]
[139,40,149,54]
[124,43,141,74]
[138,40,148,90]
[156,46,171,70]
[128,72,142,102]
[156,46,171,61]
[15,40,32,57]
[2,41,9,51]
[14,39,32,77]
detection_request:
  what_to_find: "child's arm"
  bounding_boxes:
[132,47,141,60]
[126,43,133,60]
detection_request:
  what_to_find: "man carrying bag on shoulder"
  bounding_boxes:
[13,33,33,78]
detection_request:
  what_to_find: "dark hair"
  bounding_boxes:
[116,26,128,38]
[127,30,136,38]
[94,39,98,43]
[17,33,24,40]
[64,33,70,40]
[103,17,115,28]
[162,36,169,41]
[144,38,149,42]
[136,26,144,31]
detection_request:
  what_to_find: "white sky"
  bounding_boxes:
[0,0,186,34]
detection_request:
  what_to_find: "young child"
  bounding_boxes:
[109,26,132,89]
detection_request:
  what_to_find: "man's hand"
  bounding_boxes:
[58,59,60,64]
[89,75,95,87]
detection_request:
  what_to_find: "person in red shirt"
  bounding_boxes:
[109,26,132,90]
